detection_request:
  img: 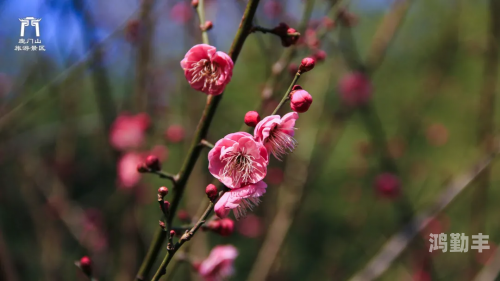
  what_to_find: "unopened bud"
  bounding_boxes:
[205,184,218,201]
[137,162,148,173]
[79,256,92,275]
[290,89,313,113]
[272,23,300,47]
[312,49,327,62]
[158,186,169,197]
[145,155,161,171]
[163,200,170,211]
[207,218,234,236]
[159,220,166,229]
[170,230,176,237]
[299,57,315,73]
[244,111,261,127]
[202,21,213,31]
[191,0,199,8]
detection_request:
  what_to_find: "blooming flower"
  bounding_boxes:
[109,113,150,151]
[117,152,143,188]
[197,245,238,281]
[180,44,233,96]
[215,181,267,219]
[254,112,299,160]
[208,132,268,188]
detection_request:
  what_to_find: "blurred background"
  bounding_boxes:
[1,0,500,280]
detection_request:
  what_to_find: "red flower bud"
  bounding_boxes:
[191,0,199,8]
[79,256,92,275]
[136,162,148,173]
[203,21,213,31]
[207,218,234,236]
[158,186,169,197]
[145,155,161,171]
[244,111,261,127]
[291,85,303,91]
[299,57,315,73]
[339,72,372,106]
[290,89,313,113]
[163,200,170,210]
[312,49,327,62]
[272,23,300,47]
[205,184,218,201]
[159,220,166,229]
[169,230,176,237]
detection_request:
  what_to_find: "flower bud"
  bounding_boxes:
[339,72,372,106]
[291,85,302,91]
[244,111,261,127]
[374,173,400,199]
[206,218,234,236]
[158,186,169,197]
[145,155,161,171]
[290,89,313,113]
[163,200,170,210]
[191,0,199,8]
[79,256,92,275]
[205,184,218,201]
[159,220,166,229]
[136,162,148,173]
[312,49,327,62]
[272,23,300,47]
[169,230,176,237]
[202,21,213,31]
[299,57,315,73]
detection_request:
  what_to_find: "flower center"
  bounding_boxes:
[221,149,254,187]
[189,59,221,91]
[266,126,297,160]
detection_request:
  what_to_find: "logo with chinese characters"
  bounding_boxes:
[429,233,490,253]
[15,17,46,52]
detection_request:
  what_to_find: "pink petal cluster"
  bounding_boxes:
[208,132,268,188]
[290,89,313,113]
[198,245,238,281]
[117,152,144,188]
[215,181,267,219]
[181,44,233,96]
[109,113,150,151]
[254,112,299,159]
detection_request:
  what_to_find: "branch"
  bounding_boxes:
[348,152,498,281]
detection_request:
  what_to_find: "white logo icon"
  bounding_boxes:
[19,17,41,37]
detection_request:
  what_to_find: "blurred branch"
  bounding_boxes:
[136,1,262,280]
[349,152,498,281]
[134,0,156,112]
[364,0,412,73]
[471,0,500,272]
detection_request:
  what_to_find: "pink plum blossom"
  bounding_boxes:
[208,132,268,188]
[254,112,299,160]
[117,152,143,188]
[109,113,150,151]
[180,44,234,96]
[197,245,238,281]
[214,181,267,219]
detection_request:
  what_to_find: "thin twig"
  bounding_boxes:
[348,152,498,281]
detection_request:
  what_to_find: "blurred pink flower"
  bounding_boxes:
[264,0,282,18]
[180,44,234,96]
[339,72,372,106]
[170,2,193,24]
[117,152,143,188]
[165,125,186,143]
[254,112,298,160]
[208,132,268,188]
[197,245,238,281]
[109,113,150,151]
[215,181,267,219]
[237,214,263,238]
[150,145,169,161]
